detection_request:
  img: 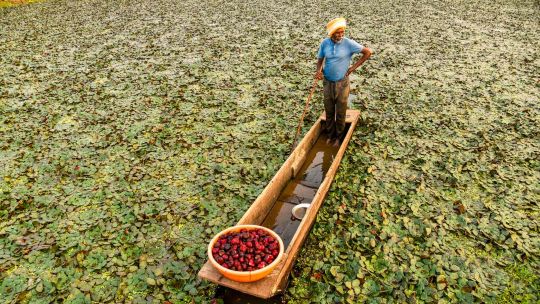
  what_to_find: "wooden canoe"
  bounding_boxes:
[198,110,361,299]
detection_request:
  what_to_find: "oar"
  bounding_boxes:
[290,78,319,151]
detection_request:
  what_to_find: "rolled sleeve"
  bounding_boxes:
[349,39,364,54]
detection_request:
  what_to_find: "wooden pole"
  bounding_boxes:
[290,78,319,151]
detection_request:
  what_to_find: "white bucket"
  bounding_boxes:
[291,203,311,220]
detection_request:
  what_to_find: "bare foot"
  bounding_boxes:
[325,137,333,144]
[332,139,340,147]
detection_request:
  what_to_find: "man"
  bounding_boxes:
[315,17,372,147]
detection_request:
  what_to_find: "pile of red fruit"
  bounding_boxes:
[211,228,280,271]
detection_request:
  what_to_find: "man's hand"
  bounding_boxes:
[315,57,324,80]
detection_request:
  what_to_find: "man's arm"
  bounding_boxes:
[346,47,372,77]
[314,57,324,80]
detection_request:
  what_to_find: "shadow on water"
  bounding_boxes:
[213,124,350,303]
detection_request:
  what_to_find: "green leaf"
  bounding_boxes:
[330,266,340,277]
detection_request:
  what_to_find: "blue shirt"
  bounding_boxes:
[317,38,364,81]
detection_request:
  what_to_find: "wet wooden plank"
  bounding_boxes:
[273,110,360,292]
[198,110,360,299]
[198,252,290,299]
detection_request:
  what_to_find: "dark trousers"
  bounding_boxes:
[323,76,349,139]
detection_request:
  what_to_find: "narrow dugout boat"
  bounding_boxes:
[198,110,361,299]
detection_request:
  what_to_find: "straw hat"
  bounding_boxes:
[326,17,346,37]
